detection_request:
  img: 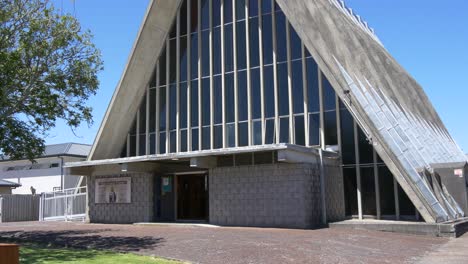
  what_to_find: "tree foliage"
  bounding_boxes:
[0,0,103,160]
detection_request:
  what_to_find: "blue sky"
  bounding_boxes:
[47,0,468,153]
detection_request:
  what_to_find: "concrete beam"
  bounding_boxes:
[190,157,217,169]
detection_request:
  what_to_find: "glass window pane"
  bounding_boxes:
[202,126,210,150]
[149,133,156,155]
[340,109,355,164]
[190,33,198,79]
[292,60,303,114]
[295,115,305,146]
[275,12,287,63]
[180,36,188,82]
[239,122,248,146]
[225,73,235,123]
[150,89,156,133]
[309,113,320,146]
[253,120,262,145]
[238,70,248,121]
[358,127,373,164]
[191,80,199,127]
[181,129,188,152]
[261,0,272,14]
[139,134,146,156]
[212,0,221,27]
[398,184,416,216]
[192,128,199,150]
[324,111,337,146]
[214,76,222,124]
[265,119,275,144]
[343,167,358,216]
[361,167,377,216]
[379,166,396,216]
[236,0,246,21]
[251,68,261,119]
[201,78,210,126]
[180,82,188,129]
[290,24,302,60]
[306,58,319,113]
[159,48,167,85]
[262,14,273,65]
[169,22,176,39]
[224,24,234,72]
[201,30,210,77]
[323,74,336,111]
[236,20,246,70]
[214,125,223,149]
[277,63,288,116]
[180,0,188,36]
[159,86,167,131]
[190,0,199,33]
[213,27,221,75]
[249,18,260,68]
[279,117,289,143]
[224,0,233,24]
[129,135,136,156]
[201,0,209,30]
[264,65,275,118]
[249,0,258,17]
[169,84,177,130]
[139,94,146,134]
[169,39,177,83]
[227,123,235,147]
[170,131,177,153]
[159,132,167,154]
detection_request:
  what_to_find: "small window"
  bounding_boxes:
[50,163,60,168]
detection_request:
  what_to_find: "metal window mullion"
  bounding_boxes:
[145,86,150,155]
[233,1,239,147]
[394,176,400,220]
[187,0,192,151]
[245,0,252,146]
[176,11,181,153]
[197,0,202,150]
[373,148,381,219]
[209,0,214,150]
[136,109,140,155]
[258,1,265,145]
[302,44,309,147]
[318,69,325,149]
[272,2,280,144]
[221,0,226,148]
[286,21,294,144]
[336,94,342,153]
[155,61,160,154]
[166,37,170,152]
[354,120,363,220]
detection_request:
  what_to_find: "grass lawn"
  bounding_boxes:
[19,244,182,264]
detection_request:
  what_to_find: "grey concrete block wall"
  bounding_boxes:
[324,158,346,222]
[87,173,154,224]
[209,163,322,229]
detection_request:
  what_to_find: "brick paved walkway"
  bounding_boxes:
[0,221,456,264]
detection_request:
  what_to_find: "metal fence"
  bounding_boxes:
[39,186,87,221]
[0,195,40,223]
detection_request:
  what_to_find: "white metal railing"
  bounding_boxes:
[39,186,87,222]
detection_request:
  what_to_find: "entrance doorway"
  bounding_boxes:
[177,174,208,221]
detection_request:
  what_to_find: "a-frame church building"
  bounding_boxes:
[67,0,468,228]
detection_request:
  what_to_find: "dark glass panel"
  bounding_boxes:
[159,86,167,131]
[190,80,199,127]
[129,135,136,156]
[150,70,157,88]
[253,120,262,145]
[159,48,167,85]
[236,153,252,166]
[180,82,188,129]
[190,0,199,33]
[306,58,319,113]
[274,2,280,11]
[236,20,246,70]
[149,133,156,155]
[277,63,289,116]
[379,166,396,216]
[214,125,223,149]
[169,22,176,39]
[358,128,373,164]
[180,36,188,82]
[361,167,377,216]
[254,152,273,164]
[275,12,287,63]
[192,128,199,150]
[398,185,416,216]
[190,33,198,79]
[249,18,260,67]
[218,155,234,167]
[201,78,210,126]
[323,75,336,111]
[201,0,209,30]
[264,65,275,118]
[290,24,302,60]
[202,126,210,150]
[159,132,166,154]
[309,113,320,146]
[120,141,127,158]
[224,24,234,72]
[170,131,177,153]
[340,109,355,164]
[292,60,303,114]
[295,115,305,146]
[139,94,146,134]
[130,119,136,135]
[225,73,235,123]
[279,117,289,143]
[227,123,235,147]
[343,167,358,216]
[239,122,248,146]
[251,68,261,119]
[180,0,188,36]
[212,0,221,27]
[169,84,177,130]
[201,30,210,77]
[139,134,146,156]
[214,75,222,124]
[324,111,337,146]
[238,70,248,121]
[261,14,273,65]
[149,89,156,133]
[261,0,272,14]
[213,27,221,75]
[181,129,188,152]
[249,0,258,17]
[236,0,246,21]
[224,0,233,24]
[265,119,275,144]
[169,39,177,83]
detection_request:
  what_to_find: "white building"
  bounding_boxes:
[0,143,90,194]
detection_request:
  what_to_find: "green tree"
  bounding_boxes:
[0,0,103,160]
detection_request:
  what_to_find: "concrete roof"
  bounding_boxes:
[1,143,91,161]
[0,179,21,188]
